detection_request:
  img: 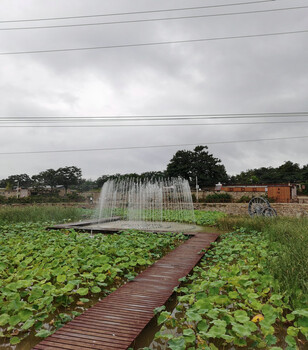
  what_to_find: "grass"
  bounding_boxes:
[216,216,308,308]
[0,205,89,224]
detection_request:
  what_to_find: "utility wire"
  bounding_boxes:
[1,29,307,56]
[0,0,285,24]
[1,112,307,122]
[1,5,307,31]
[0,135,307,156]
[1,120,308,128]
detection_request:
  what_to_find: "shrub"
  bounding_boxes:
[204,193,232,203]
[237,195,251,203]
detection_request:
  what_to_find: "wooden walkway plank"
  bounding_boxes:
[33,233,219,350]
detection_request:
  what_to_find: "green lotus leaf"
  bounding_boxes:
[168,337,185,350]
[207,309,220,320]
[28,287,44,302]
[205,324,227,338]
[10,336,20,345]
[228,291,239,299]
[286,313,296,321]
[76,287,89,296]
[297,316,308,327]
[234,310,250,324]
[96,274,107,282]
[9,315,22,326]
[183,328,195,344]
[91,286,101,293]
[35,329,52,338]
[234,337,247,347]
[247,292,259,299]
[197,319,209,332]
[261,304,275,317]
[186,309,202,322]
[79,298,90,303]
[82,272,95,279]
[292,309,308,317]
[157,311,171,325]
[0,313,10,326]
[265,334,277,345]
[287,326,299,337]
[56,275,66,283]
[137,258,147,265]
[7,299,25,311]
[232,323,252,337]
[285,335,297,347]
[193,298,212,313]
[21,318,35,330]
[246,321,258,332]
[18,309,33,322]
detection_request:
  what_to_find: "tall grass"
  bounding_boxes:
[217,215,308,307]
[0,205,89,224]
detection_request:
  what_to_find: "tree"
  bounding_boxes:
[166,146,228,187]
[6,174,32,188]
[55,166,82,193]
[276,161,301,183]
[32,169,58,189]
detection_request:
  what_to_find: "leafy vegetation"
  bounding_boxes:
[163,210,225,226]
[203,193,232,203]
[217,216,308,309]
[154,229,308,349]
[0,205,89,225]
[0,223,186,346]
[194,211,226,226]
[230,161,308,186]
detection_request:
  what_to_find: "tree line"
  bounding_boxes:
[1,147,308,193]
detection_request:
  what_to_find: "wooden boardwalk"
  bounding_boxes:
[33,233,219,350]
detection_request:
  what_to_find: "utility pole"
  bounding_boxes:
[196,176,199,202]
[16,180,20,199]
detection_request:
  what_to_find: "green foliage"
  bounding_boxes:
[194,211,226,226]
[99,208,225,227]
[0,205,88,224]
[0,192,85,205]
[230,160,305,184]
[155,229,307,349]
[216,216,308,308]
[166,146,229,187]
[236,195,252,203]
[204,193,232,203]
[0,223,185,346]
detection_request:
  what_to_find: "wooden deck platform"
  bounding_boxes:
[33,232,219,350]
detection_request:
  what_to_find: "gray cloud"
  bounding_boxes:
[0,0,307,179]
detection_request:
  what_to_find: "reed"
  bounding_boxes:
[217,215,308,307]
[0,205,87,224]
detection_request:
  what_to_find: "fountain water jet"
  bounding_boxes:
[95,177,196,231]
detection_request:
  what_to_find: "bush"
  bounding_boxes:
[237,195,251,203]
[204,193,232,203]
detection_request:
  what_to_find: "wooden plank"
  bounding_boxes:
[33,233,219,350]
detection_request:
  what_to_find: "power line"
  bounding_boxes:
[1,5,307,31]
[1,112,307,122]
[1,29,307,56]
[1,120,308,128]
[0,1,284,24]
[0,135,307,156]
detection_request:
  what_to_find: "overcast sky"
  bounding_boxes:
[0,0,307,180]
